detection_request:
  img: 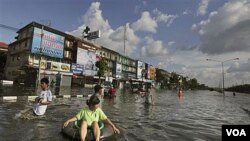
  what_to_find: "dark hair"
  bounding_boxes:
[86,94,100,106]
[94,85,102,93]
[41,77,49,84]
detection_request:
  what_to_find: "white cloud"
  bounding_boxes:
[109,23,140,53]
[197,0,210,16]
[131,11,157,33]
[193,0,250,54]
[228,58,250,73]
[82,2,111,31]
[69,2,140,55]
[67,1,250,88]
[141,36,168,57]
[153,8,178,27]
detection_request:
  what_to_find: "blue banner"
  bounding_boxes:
[71,63,84,75]
[31,27,65,58]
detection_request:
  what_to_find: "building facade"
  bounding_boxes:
[5,22,100,87]
[0,42,8,79]
[5,22,156,87]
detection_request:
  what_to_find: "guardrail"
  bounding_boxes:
[0,95,87,103]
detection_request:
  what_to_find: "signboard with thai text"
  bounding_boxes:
[31,27,65,58]
[87,30,101,40]
[71,63,84,75]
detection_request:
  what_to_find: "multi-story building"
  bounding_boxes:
[96,46,137,87]
[5,22,100,87]
[5,22,73,86]
[96,46,116,81]
[5,21,156,88]
[120,55,137,80]
[70,38,100,86]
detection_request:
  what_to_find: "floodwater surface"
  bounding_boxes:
[1,86,250,141]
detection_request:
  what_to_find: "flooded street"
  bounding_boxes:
[1,86,250,141]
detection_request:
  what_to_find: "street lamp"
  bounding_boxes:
[206,58,239,95]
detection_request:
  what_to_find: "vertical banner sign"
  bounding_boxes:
[137,61,145,79]
[148,66,156,80]
[116,63,122,78]
[31,27,65,58]
[76,48,97,76]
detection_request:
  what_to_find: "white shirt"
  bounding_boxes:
[33,89,52,116]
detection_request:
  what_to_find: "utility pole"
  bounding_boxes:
[36,26,44,89]
[140,48,142,60]
[206,58,239,95]
[124,25,127,56]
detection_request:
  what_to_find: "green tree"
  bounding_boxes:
[95,58,108,83]
[188,78,199,90]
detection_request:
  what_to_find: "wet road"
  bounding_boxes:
[0,86,250,141]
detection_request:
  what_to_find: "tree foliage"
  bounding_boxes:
[155,69,208,90]
[226,84,250,94]
[95,58,108,82]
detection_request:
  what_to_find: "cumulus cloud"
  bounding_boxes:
[228,58,250,73]
[131,11,157,33]
[141,36,168,57]
[153,8,178,26]
[69,2,139,55]
[197,0,210,16]
[109,23,140,53]
[192,0,250,54]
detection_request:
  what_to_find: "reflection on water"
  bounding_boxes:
[1,86,250,141]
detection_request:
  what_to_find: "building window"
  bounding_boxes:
[65,40,70,47]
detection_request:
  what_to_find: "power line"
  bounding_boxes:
[0,23,19,32]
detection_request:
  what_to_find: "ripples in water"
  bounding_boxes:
[1,89,250,141]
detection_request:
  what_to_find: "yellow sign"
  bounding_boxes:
[60,63,70,72]
[40,60,46,69]
[149,66,156,79]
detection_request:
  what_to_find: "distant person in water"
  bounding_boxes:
[108,85,116,98]
[33,77,52,116]
[178,88,183,97]
[233,92,236,96]
[63,94,120,141]
[142,84,155,105]
[94,84,104,107]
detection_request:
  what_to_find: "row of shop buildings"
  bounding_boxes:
[4,22,156,87]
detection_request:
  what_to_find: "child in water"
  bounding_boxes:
[63,94,120,141]
[141,84,155,105]
[33,77,53,116]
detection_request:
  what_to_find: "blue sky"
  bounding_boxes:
[1,0,250,87]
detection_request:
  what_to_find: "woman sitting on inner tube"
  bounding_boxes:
[63,94,120,141]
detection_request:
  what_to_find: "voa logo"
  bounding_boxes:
[226,129,246,136]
